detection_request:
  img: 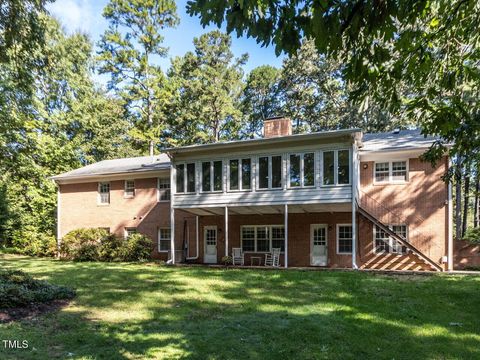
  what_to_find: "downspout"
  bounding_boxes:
[448,157,454,271]
[56,182,61,258]
[351,142,358,269]
[186,216,199,260]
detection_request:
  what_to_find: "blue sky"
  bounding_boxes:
[47,0,285,76]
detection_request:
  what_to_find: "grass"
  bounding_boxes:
[0,255,479,359]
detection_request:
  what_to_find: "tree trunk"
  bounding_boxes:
[474,170,479,228]
[455,160,462,240]
[462,165,470,237]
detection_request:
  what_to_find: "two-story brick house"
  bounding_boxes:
[53,117,455,271]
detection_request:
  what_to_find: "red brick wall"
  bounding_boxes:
[359,156,449,269]
[454,240,480,270]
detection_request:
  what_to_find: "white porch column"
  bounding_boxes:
[225,205,229,257]
[171,207,175,264]
[447,158,453,271]
[170,160,176,264]
[351,143,358,269]
[284,203,288,268]
[56,186,61,257]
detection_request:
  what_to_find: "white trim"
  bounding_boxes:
[447,158,453,271]
[170,165,176,263]
[321,149,351,187]
[373,224,408,255]
[336,223,353,255]
[284,204,288,268]
[158,227,171,252]
[97,182,110,205]
[256,154,283,190]
[351,143,358,269]
[227,158,253,192]
[124,179,135,198]
[203,225,218,264]
[287,152,316,189]
[175,162,197,194]
[373,160,409,184]
[225,206,229,257]
[157,177,171,202]
[200,159,224,193]
[56,187,61,254]
[52,169,170,185]
[310,224,328,266]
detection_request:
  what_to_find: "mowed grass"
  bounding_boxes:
[0,255,479,360]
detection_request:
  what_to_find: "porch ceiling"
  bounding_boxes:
[179,202,351,216]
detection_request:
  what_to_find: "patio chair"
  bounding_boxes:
[265,248,281,267]
[232,247,244,266]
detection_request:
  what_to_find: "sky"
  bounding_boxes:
[47,0,285,78]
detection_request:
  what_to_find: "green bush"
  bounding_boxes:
[98,235,123,261]
[118,233,153,262]
[463,227,480,244]
[10,227,57,257]
[0,270,75,308]
[60,228,107,261]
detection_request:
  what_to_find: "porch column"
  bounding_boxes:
[351,143,358,269]
[447,158,453,271]
[171,207,175,264]
[284,203,288,268]
[225,205,229,257]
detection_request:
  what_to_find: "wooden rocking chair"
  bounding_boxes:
[265,248,281,267]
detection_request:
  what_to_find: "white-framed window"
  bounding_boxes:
[257,155,282,190]
[288,152,315,188]
[374,160,408,183]
[124,227,137,239]
[201,160,223,192]
[228,158,252,191]
[158,227,171,252]
[337,224,353,254]
[158,178,171,201]
[124,180,135,198]
[322,149,351,186]
[374,224,408,254]
[176,163,196,193]
[98,182,110,205]
[241,225,285,252]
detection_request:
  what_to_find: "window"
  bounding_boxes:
[158,228,171,252]
[98,182,110,204]
[229,160,239,190]
[337,225,353,254]
[323,150,350,186]
[158,178,170,201]
[374,225,408,254]
[337,150,350,184]
[241,225,285,252]
[242,159,251,190]
[124,227,137,239]
[323,151,335,185]
[289,152,315,188]
[374,161,408,183]
[187,163,196,193]
[258,155,282,189]
[124,180,135,198]
[176,164,185,193]
[202,161,223,192]
[228,158,251,191]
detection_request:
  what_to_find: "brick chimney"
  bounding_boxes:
[263,116,292,138]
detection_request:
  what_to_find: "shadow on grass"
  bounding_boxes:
[1,255,479,359]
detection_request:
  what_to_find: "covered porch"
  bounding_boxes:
[170,202,357,269]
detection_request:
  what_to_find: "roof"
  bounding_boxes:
[361,129,439,153]
[164,128,362,154]
[52,154,170,181]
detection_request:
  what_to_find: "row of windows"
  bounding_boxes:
[97,178,171,205]
[176,150,351,194]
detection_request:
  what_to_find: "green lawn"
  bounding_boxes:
[0,255,479,360]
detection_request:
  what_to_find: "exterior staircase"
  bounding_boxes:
[357,190,443,272]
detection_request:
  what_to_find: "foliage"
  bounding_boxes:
[60,228,108,261]
[221,255,232,266]
[0,269,75,308]
[1,255,480,358]
[187,0,480,171]
[168,31,248,144]
[463,227,480,244]
[98,234,123,262]
[97,0,179,154]
[118,233,153,262]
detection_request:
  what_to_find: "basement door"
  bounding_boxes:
[311,224,328,266]
[204,226,217,264]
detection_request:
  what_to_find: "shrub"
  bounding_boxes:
[0,270,75,308]
[118,233,153,262]
[221,256,233,266]
[463,227,480,244]
[60,228,108,261]
[98,234,123,261]
[10,227,57,257]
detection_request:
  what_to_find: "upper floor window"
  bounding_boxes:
[176,163,196,193]
[374,224,408,254]
[124,180,135,198]
[98,182,110,204]
[337,224,353,254]
[289,152,315,188]
[229,158,251,191]
[258,155,282,189]
[374,161,408,183]
[158,178,170,201]
[323,150,350,185]
[202,160,223,192]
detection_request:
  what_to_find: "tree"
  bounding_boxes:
[168,31,248,144]
[241,65,282,138]
[187,1,480,168]
[97,0,179,155]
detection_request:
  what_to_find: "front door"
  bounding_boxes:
[204,226,217,263]
[311,224,328,266]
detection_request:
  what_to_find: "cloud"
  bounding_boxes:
[47,0,97,34]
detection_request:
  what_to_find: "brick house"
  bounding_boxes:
[53,117,460,271]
